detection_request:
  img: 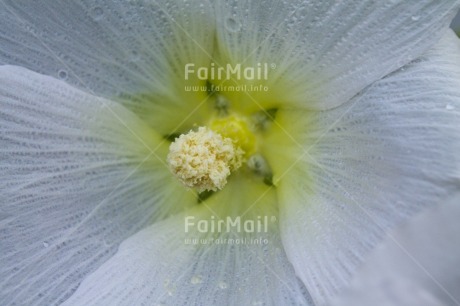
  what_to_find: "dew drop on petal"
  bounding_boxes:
[58,70,68,80]
[225,17,241,32]
[446,104,455,110]
[163,279,176,296]
[43,241,49,248]
[190,275,203,285]
[218,281,228,289]
[91,7,104,20]
[130,50,140,61]
[411,15,420,21]
[294,7,307,19]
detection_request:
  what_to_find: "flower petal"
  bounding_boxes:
[0,0,216,134]
[330,192,460,306]
[63,176,313,305]
[214,0,460,110]
[264,30,460,304]
[0,66,196,305]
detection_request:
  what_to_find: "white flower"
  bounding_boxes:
[1,1,460,305]
[331,192,460,306]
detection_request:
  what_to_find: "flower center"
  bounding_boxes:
[167,113,258,192]
[166,89,277,195]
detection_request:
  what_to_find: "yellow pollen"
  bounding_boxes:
[209,115,256,156]
[167,127,244,192]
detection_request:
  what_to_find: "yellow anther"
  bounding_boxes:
[209,115,256,156]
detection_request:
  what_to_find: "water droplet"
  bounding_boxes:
[92,7,104,20]
[190,275,203,284]
[225,17,241,32]
[130,50,140,61]
[43,241,49,248]
[218,281,228,289]
[446,104,455,110]
[58,70,68,80]
[411,15,420,21]
[163,279,176,296]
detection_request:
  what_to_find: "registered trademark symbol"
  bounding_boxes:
[270,216,277,222]
[270,63,276,69]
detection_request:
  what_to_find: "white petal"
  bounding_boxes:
[330,192,460,306]
[263,30,460,304]
[64,177,313,305]
[214,0,460,110]
[0,66,196,305]
[0,0,215,134]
